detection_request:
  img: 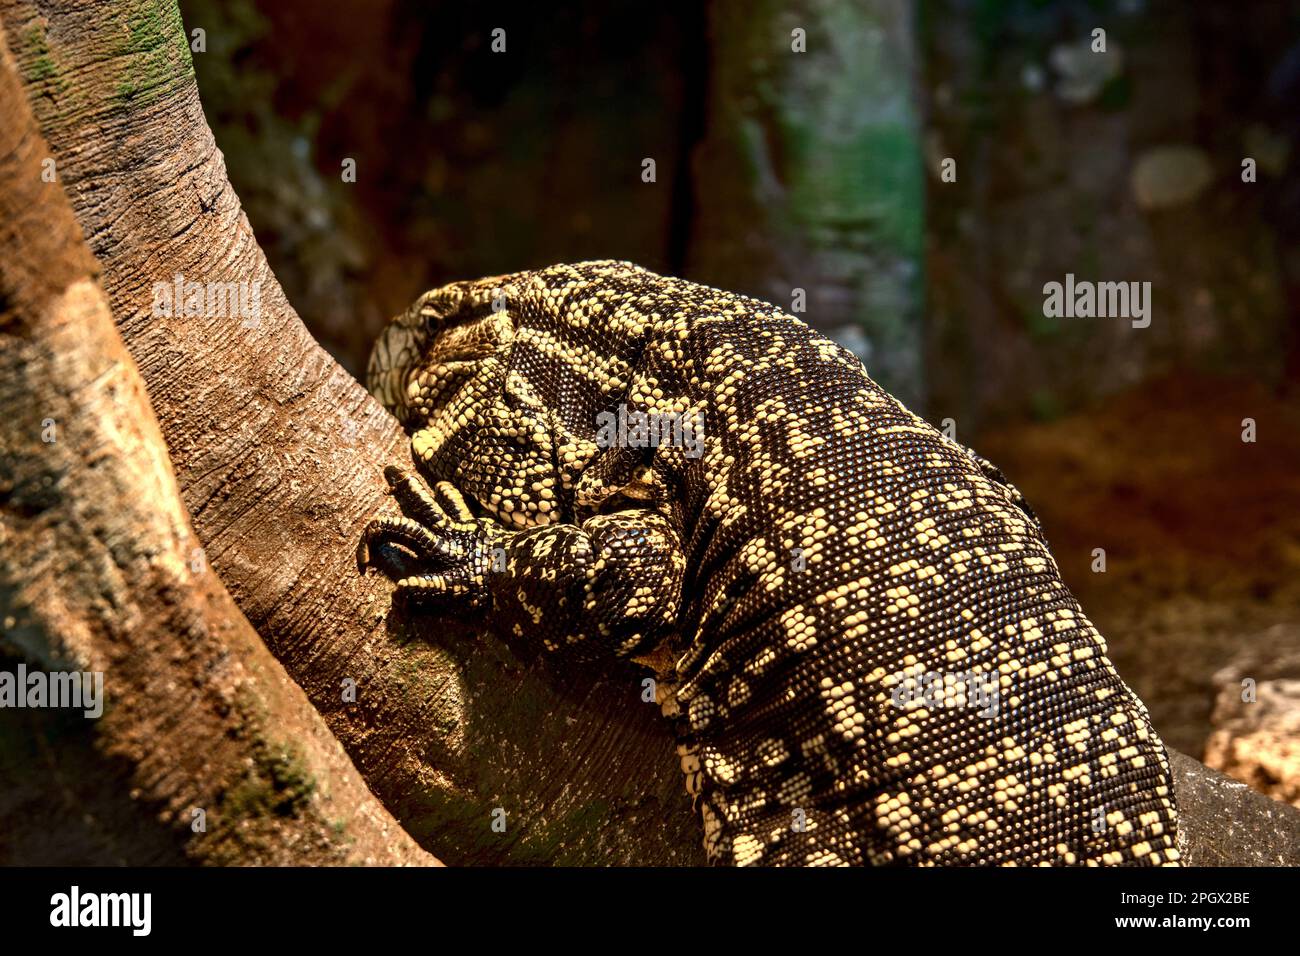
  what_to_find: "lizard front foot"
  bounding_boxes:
[357,466,499,612]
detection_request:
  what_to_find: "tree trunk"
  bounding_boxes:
[689,0,926,409]
[0,18,431,865]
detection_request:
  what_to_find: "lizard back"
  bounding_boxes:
[367,260,1181,866]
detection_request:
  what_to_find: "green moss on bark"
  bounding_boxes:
[19,21,65,94]
[112,1,195,105]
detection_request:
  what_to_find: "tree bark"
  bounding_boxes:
[0,0,701,864]
[0,17,431,865]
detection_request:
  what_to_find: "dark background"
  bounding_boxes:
[178,0,1300,797]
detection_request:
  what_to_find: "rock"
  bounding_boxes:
[1132,146,1214,209]
[1171,749,1300,865]
[1202,624,1300,808]
[1205,682,1300,807]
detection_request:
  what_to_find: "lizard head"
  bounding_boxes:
[366,278,514,423]
[366,308,426,419]
[368,277,570,528]
[368,264,658,529]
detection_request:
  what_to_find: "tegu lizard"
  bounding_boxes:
[358,260,1180,866]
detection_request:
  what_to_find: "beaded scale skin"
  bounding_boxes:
[358,259,1180,866]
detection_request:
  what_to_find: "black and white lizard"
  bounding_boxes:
[357,260,1180,866]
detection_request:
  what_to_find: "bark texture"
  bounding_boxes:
[0,18,432,866]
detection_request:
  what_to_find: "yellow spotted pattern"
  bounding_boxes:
[367,261,1180,867]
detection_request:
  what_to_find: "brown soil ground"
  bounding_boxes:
[979,373,1300,760]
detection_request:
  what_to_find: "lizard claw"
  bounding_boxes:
[357,469,498,602]
[383,464,406,491]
